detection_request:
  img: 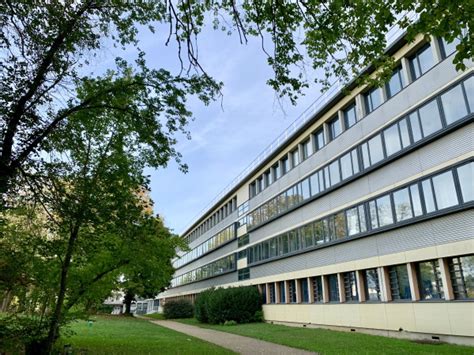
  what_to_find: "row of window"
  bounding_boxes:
[248,37,459,201]
[246,74,473,230]
[170,254,236,288]
[174,224,236,269]
[260,254,474,305]
[247,161,473,265]
[184,197,237,244]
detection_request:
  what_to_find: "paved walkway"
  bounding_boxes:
[147,319,316,355]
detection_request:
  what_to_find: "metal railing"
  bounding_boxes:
[179,12,418,235]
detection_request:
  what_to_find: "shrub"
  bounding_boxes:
[194,288,214,323]
[205,286,262,324]
[163,299,193,319]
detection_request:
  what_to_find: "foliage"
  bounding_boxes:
[194,287,215,324]
[223,320,237,326]
[178,319,474,355]
[57,315,233,354]
[1,1,472,203]
[0,315,47,353]
[195,286,262,324]
[163,299,194,319]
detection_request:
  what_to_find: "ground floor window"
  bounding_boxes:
[364,269,381,301]
[300,279,309,303]
[269,283,276,303]
[417,260,444,300]
[312,276,324,303]
[328,274,340,302]
[389,264,411,300]
[279,281,286,303]
[449,255,474,300]
[343,271,358,301]
[289,280,297,303]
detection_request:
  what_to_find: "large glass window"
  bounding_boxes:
[340,149,358,180]
[393,187,413,222]
[289,280,297,303]
[343,103,357,129]
[329,160,340,186]
[370,195,394,228]
[386,66,405,98]
[302,224,314,249]
[457,162,473,202]
[291,148,300,167]
[328,274,340,302]
[238,267,250,281]
[279,281,286,303]
[418,100,443,137]
[439,37,460,58]
[389,264,412,300]
[464,76,474,112]
[364,87,382,114]
[301,278,309,303]
[440,84,468,125]
[343,271,359,301]
[281,156,290,175]
[449,255,474,300]
[302,139,312,160]
[346,204,366,236]
[417,260,444,300]
[430,170,459,210]
[269,283,276,303]
[328,115,342,141]
[273,163,281,180]
[409,44,435,80]
[312,276,324,303]
[368,134,384,166]
[384,123,402,157]
[364,269,381,301]
[314,128,325,150]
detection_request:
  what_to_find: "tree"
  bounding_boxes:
[1,1,472,204]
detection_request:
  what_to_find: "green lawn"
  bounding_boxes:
[144,313,166,320]
[178,318,474,355]
[59,315,234,354]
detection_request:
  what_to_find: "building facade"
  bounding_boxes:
[157,33,474,345]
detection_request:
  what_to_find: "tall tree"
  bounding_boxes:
[1,1,471,204]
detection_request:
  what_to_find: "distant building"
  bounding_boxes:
[157,33,473,345]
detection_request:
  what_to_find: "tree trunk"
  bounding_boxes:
[40,225,80,354]
[124,290,135,315]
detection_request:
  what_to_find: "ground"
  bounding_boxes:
[59,315,233,354]
[177,318,474,355]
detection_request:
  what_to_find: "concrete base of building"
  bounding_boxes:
[267,320,474,347]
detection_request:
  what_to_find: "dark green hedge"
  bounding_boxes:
[163,299,194,319]
[194,286,262,324]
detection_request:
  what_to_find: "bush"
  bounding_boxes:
[194,288,214,323]
[197,286,261,324]
[163,299,193,319]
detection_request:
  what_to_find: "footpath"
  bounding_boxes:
[146,318,316,355]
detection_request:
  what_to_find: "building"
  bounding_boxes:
[157,33,474,345]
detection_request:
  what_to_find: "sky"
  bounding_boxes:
[93,22,322,235]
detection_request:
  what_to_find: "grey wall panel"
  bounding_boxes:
[249,125,472,246]
[250,210,474,279]
[248,59,466,213]
[174,240,238,277]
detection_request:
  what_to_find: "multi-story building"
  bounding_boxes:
[157,33,473,345]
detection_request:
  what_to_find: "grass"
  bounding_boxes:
[178,318,474,355]
[144,313,166,320]
[59,315,234,354]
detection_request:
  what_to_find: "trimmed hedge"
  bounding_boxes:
[163,299,194,319]
[194,286,262,324]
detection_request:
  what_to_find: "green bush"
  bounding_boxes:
[197,286,261,324]
[163,299,193,319]
[194,288,214,323]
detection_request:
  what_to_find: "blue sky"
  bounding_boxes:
[95,23,321,234]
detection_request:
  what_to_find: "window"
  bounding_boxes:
[314,219,328,245]
[302,139,312,160]
[279,281,286,303]
[364,269,381,301]
[439,36,460,58]
[249,182,256,198]
[301,224,314,248]
[464,76,474,112]
[261,284,267,304]
[364,87,382,114]
[440,84,468,125]
[369,195,393,229]
[386,66,405,98]
[329,212,345,240]
[273,163,281,180]
[389,264,412,300]
[422,170,459,212]
[281,156,290,175]
[346,204,366,236]
[312,276,324,303]
[362,134,384,168]
[310,170,324,196]
[328,274,340,302]
[265,169,273,187]
[300,279,309,303]
[343,271,359,302]
[238,267,250,281]
[393,187,413,222]
[417,100,443,137]
[417,260,444,300]
[384,123,402,157]
[328,115,342,141]
[340,149,359,181]
[291,148,300,167]
[289,280,297,303]
[300,178,311,200]
[269,283,276,303]
[328,160,340,186]
[448,255,474,300]
[238,234,249,248]
[457,162,473,202]
[343,103,357,129]
[314,128,325,150]
[409,43,435,80]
